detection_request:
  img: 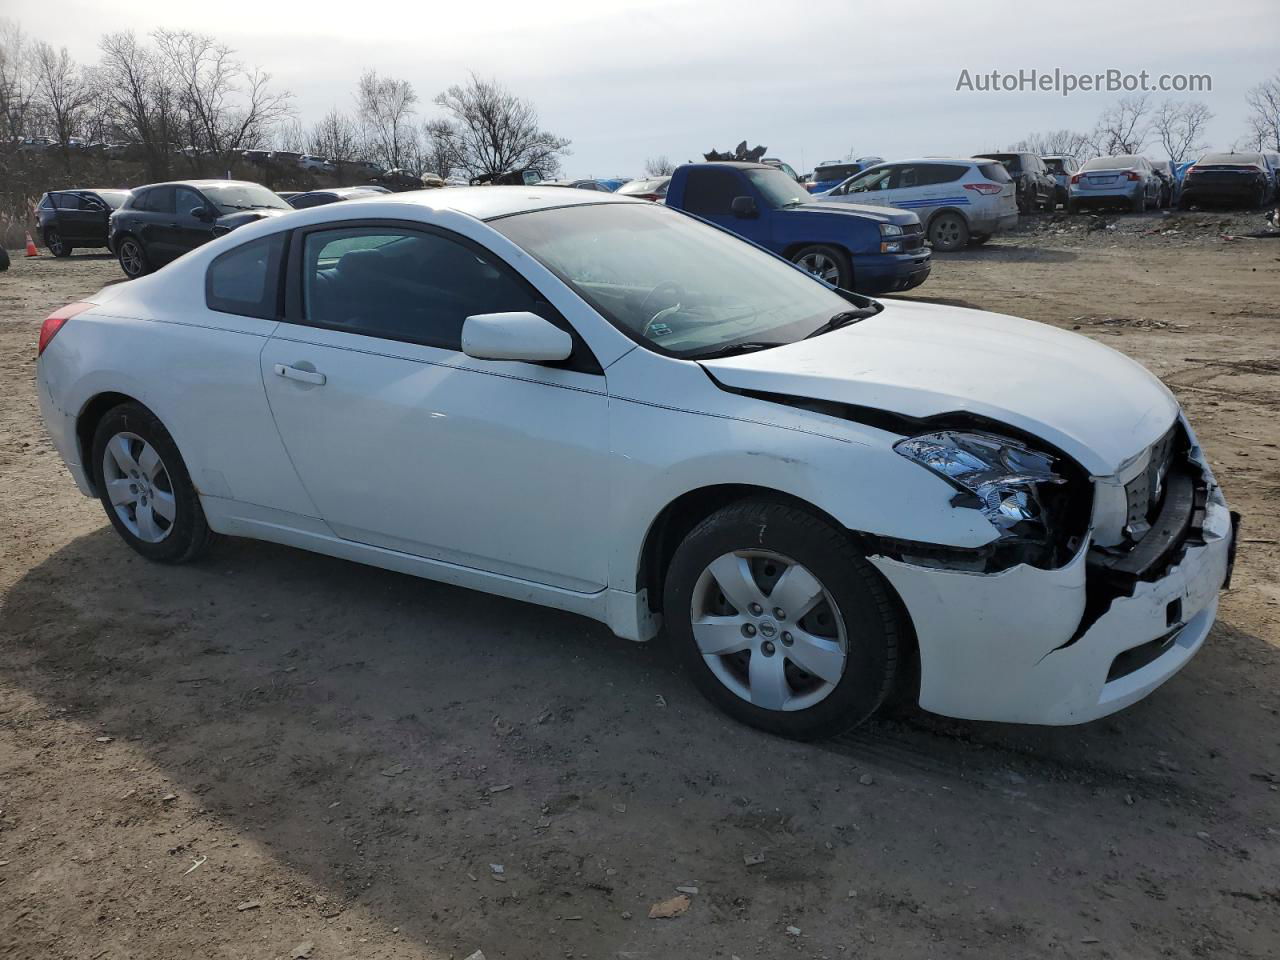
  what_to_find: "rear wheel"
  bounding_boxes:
[927,212,969,252]
[116,235,151,279]
[91,403,214,563]
[1131,190,1146,213]
[1067,198,1079,214]
[45,227,72,257]
[663,499,903,740]
[790,244,852,290]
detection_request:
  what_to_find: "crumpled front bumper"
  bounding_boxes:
[869,466,1234,726]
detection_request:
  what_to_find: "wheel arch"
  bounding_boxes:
[75,391,151,494]
[637,482,922,706]
[924,206,971,231]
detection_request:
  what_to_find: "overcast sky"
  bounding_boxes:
[7,0,1277,175]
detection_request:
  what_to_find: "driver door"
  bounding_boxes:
[827,166,894,205]
[260,221,611,592]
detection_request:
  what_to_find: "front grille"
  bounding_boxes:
[1123,424,1178,541]
[901,223,925,251]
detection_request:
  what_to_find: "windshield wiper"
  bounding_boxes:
[803,303,883,339]
[687,341,787,360]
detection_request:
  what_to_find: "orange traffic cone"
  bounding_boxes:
[25,232,39,257]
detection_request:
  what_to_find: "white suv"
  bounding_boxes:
[821,159,1018,251]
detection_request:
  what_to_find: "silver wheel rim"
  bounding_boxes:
[796,252,840,284]
[101,432,176,543]
[47,230,63,255]
[690,549,848,712]
[120,240,143,275]
[931,215,964,249]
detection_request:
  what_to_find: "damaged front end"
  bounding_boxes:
[867,415,1237,725]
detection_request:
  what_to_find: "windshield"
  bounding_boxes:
[491,203,857,358]
[1082,156,1141,171]
[1042,158,1065,174]
[202,182,291,213]
[1200,152,1263,166]
[745,168,812,207]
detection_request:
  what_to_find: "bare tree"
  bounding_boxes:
[1151,99,1212,162]
[434,73,569,179]
[1094,94,1152,155]
[644,154,675,176]
[154,30,292,162]
[0,19,36,141]
[98,30,180,179]
[307,108,362,162]
[1007,129,1094,158]
[356,70,418,169]
[31,41,95,165]
[420,117,460,178]
[1242,71,1280,152]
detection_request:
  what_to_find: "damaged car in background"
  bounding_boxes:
[35,188,1237,740]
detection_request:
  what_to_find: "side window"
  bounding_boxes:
[299,226,546,351]
[138,187,175,214]
[290,194,324,209]
[917,164,965,186]
[206,232,287,319]
[850,167,893,193]
[39,194,54,210]
[175,187,205,217]
[77,194,106,211]
[53,193,78,209]
[682,169,743,216]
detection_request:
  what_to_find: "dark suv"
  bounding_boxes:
[108,179,291,279]
[36,188,132,257]
[974,152,1056,212]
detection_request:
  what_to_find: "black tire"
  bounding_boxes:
[1131,190,1146,213]
[1016,184,1030,214]
[90,402,214,563]
[790,244,853,290]
[116,235,152,279]
[969,233,991,246]
[44,227,72,257]
[1067,198,1079,214]
[663,498,903,740]
[927,211,970,252]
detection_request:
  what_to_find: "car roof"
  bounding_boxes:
[301,184,641,220]
[134,179,266,190]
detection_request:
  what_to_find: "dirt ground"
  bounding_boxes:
[1,209,1278,960]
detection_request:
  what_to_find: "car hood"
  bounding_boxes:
[782,200,919,227]
[215,208,289,229]
[698,298,1179,476]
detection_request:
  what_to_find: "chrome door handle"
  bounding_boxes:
[273,363,326,386]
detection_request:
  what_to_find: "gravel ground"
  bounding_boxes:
[1,211,1278,960]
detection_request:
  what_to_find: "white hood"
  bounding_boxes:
[699,299,1179,476]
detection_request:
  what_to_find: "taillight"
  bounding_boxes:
[1070,173,1082,183]
[963,182,1002,194]
[38,301,92,356]
[1125,171,1141,181]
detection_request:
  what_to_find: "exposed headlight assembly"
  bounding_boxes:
[894,431,1066,537]
[879,223,904,237]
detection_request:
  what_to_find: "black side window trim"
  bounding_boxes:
[281,218,602,375]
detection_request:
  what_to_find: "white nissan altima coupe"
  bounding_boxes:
[36,188,1237,739]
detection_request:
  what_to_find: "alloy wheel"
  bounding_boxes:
[796,252,840,284]
[46,229,64,256]
[119,239,144,276]
[930,214,965,251]
[101,432,176,543]
[690,549,848,711]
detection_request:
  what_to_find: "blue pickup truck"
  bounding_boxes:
[665,162,931,295]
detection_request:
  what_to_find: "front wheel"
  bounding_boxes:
[45,227,72,257]
[116,235,152,279]
[790,244,852,290]
[91,403,214,563]
[663,499,904,740]
[927,212,969,252]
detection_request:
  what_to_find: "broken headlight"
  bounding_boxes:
[894,431,1066,537]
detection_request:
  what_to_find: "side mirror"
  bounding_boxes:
[730,195,758,218]
[191,206,213,222]
[462,311,572,363]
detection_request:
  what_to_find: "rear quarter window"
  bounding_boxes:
[978,162,1012,183]
[205,232,287,320]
